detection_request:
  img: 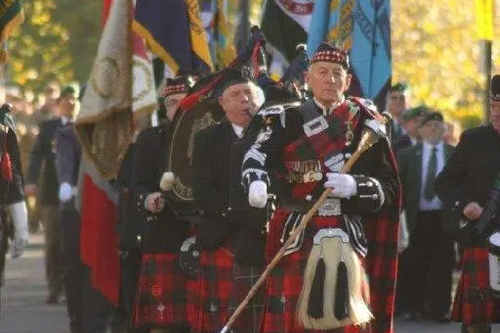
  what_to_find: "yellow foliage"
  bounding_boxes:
[392,0,499,125]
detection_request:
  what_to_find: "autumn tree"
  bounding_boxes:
[7,0,100,93]
[392,1,499,127]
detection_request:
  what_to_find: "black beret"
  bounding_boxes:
[214,67,255,98]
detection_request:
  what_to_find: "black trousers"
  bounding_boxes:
[405,210,455,317]
[60,209,85,333]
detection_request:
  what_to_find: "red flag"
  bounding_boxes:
[76,0,133,306]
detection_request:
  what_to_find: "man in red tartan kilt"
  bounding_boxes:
[191,68,268,333]
[132,74,196,333]
[435,74,500,333]
[242,42,401,333]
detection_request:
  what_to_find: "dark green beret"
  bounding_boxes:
[419,111,444,127]
[60,84,79,99]
[402,105,430,122]
[389,82,409,93]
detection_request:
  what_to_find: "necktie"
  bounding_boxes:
[424,147,437,200]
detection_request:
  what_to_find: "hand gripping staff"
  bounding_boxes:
[219,118,387,333]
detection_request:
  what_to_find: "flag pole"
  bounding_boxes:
[475,0,494,123]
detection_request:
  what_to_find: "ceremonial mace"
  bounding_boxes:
[219,119,387,333]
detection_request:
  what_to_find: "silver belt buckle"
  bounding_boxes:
[313,228,349,245]
[318,198,341,216]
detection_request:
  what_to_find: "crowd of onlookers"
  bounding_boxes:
[3,83,63,234]
[384,83,464,324]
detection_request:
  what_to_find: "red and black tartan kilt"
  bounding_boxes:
[192,246,234,333]
[133,253,190,330]
[262,211,370,333]
[228,264,266,333]
[451,247,500,325]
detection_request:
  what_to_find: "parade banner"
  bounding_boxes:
[76,0,133,179]
[475,0,494,41]
[211,0,236,68]
[307,0,391,100]
[133,0,213,75]
[75,0,133,306]
[132,30,157,118]
[261,0,314,62]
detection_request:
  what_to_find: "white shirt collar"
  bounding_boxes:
[313,96,346,115]
[422,140,444,152]
[231,123,244,139]
[61,116,70,125]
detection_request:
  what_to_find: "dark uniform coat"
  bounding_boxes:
[27,118,64,205]
[132,124,191,331]
[398,142,454,233]
[435,125,500,325]
[191,120,267,333]
[0,113,25,286]
[241,98,400,333]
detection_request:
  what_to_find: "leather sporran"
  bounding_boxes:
[178,236,200,279]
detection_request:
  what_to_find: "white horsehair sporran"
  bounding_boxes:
[487,231,500,294]
[297,227,372,330]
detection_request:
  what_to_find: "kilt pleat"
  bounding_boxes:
[228,264,266,333]
[451,247,500,325]
[192,247,235,333]
[133,253,189,329]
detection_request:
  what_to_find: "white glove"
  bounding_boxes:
[58,182,74,202]
[7,201,29,259]
[398,210,410,253]
[248,180,268,208]
[324,173,357,198]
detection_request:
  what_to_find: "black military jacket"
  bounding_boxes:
[27,118,64,205]
[132,124,189,253]
[241,98,399,218]
[192,120,266,265]
[0,124,24,206]
[435,125,500,237]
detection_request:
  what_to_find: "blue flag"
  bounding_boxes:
[133,0,213,74]
[307,0,391,100]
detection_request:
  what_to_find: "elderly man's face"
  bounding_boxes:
[419,120,445,144]
[491,100,500,134]
[306,62,351,108]
[218,82,259,128]
[164,93,186,121]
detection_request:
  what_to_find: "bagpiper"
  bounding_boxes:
[132,73,196,333]
[435,74,500,333]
